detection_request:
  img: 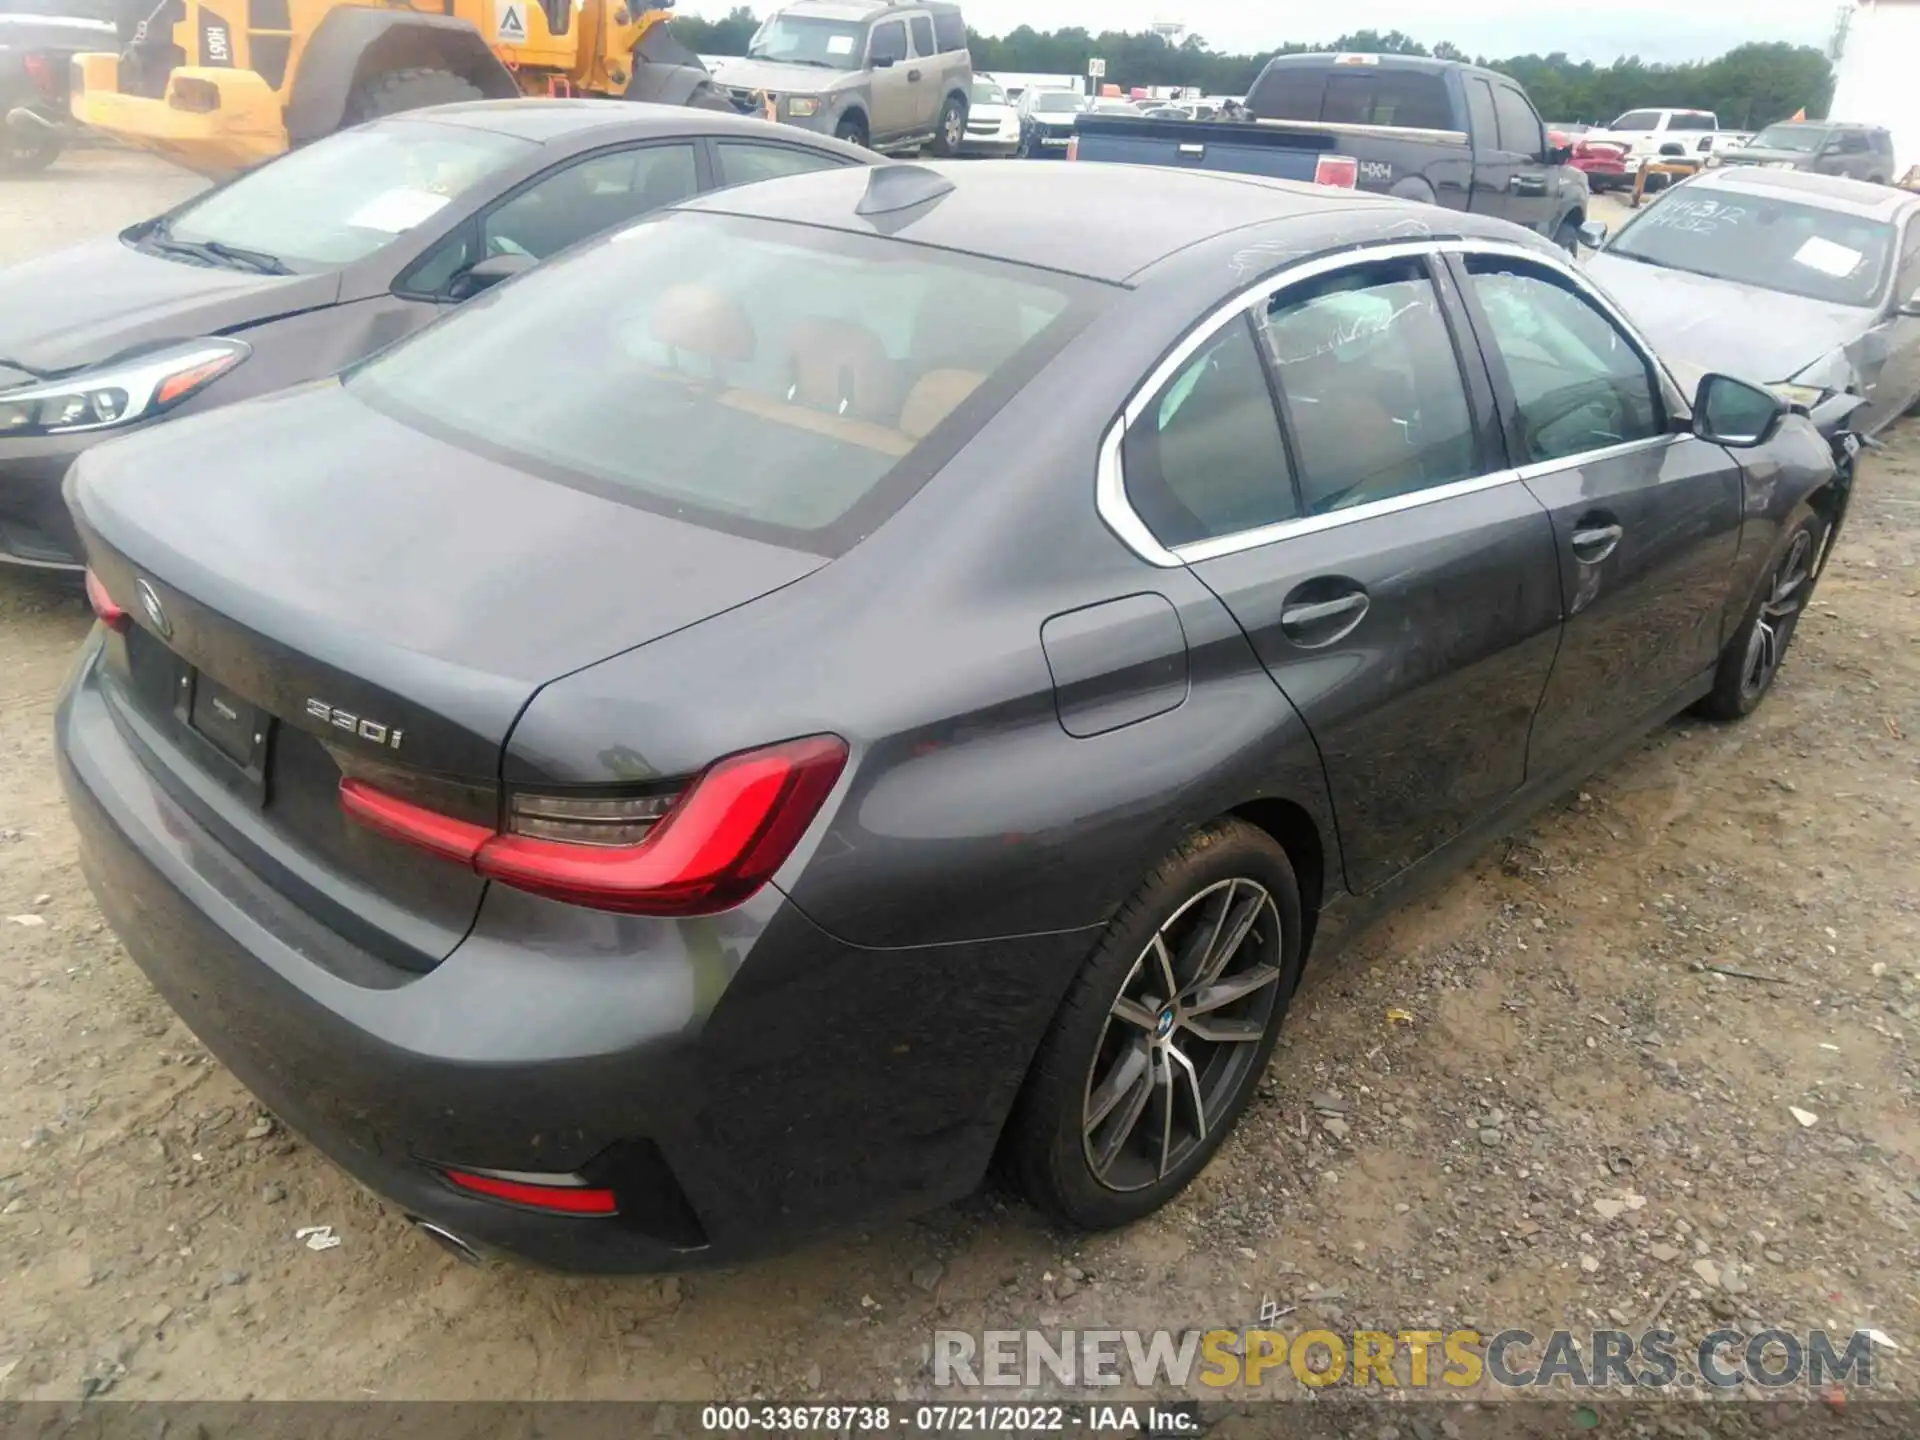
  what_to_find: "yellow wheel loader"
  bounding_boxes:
[69,0,732,175]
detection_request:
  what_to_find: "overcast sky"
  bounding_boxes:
[679,0,1837,65]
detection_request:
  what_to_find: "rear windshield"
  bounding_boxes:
[1033,92,1086,113]
[347,213,1095,554]
[1606,190,1895,307]
[159,119,532,271]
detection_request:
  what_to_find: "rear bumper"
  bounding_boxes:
[69,56,285,174]
[57,640,1084,1270]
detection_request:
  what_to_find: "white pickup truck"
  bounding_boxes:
[1582,107,1754,188]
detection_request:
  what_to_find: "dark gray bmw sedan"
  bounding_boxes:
[58,160,1844,1271]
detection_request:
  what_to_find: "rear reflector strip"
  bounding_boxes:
[442,1168,618,1216]
[84,569,129,632]
[340,734,848,917]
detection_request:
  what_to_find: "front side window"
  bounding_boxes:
[1491,85,1544,156]
[869,19,907,64]
[1464,258,1664,464]
[1605,190,1894,306]
[156,119,532,271]
[1668,112,1715,132]
[1749,123,1826,153]
[1259,258,1479,516]
[1123,320,1297,547]
[1839,131,1869,154]
[350,214,1088,553]
[747,13,867,68]
[482,145,696,262]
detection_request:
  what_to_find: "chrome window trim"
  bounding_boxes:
[1095,235,1692,567]
[1172,467,1522,565]
[1513,431,1683,482]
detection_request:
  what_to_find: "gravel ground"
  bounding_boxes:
[0,153,1915,1412]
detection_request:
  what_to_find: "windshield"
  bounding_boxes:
[1607,190,1895,307]
[971,81,1007,105]
[1033,92,1085,114]
[347,214,1092,553]
[748,14,866,68]
[1749,124,1827,153]
[159,120,531,271]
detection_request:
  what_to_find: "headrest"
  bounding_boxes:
[650,284,756,364]
[786,317,899,424]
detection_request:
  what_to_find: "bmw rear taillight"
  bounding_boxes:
[84,569,129,632]
[1314,154,1359,188]
[339,734,848,917]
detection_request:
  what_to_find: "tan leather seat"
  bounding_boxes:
[899,369,985,440]
[650,284,757,371]
[785,318,901,425]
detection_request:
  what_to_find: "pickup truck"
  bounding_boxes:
[1071,53,1590,249]
[1581,107,1754,189]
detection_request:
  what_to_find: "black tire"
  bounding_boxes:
[1007,819,1304,1230]
[0,130,61,175]
[834,112,869,148]
[1644,171,1671,194]
[343,67,487,127]
[1695,504,1826,722]
[929,93,967,157]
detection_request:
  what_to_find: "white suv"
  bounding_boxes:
[960,75,1020,155]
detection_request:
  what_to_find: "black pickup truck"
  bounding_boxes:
[1072,53,1590,249]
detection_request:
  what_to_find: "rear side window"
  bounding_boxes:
[908,14,934,56]
[1258,257,1479,516]
[1465,78,1498,148]
[1491,85,1544,156]
[1613,110,1658,130]
[1668,113,1715,132]
[1321,70,1453,130]
[1463,257,1663,464]
[349,213,1093,555]
[1123,321,1297,547]
[932,9,965,51]
[1247,65,1327,122]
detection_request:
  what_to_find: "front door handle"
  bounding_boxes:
[1570,517,1624,563]
[907,67,923,81]
[1279,584,1370,647]
[1510,174,1548,196]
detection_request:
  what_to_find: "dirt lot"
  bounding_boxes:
[0,153,1915,1407]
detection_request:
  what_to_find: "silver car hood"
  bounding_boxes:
[706,57,856,95]
[1587,252,1872,384]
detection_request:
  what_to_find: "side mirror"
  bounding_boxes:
[449,251,536,300]
[1898,286,1920,317]
[1693,373,1787,448]
[1548,143,1574,165]
[872,53,896,68]
[1577,218,1609,249]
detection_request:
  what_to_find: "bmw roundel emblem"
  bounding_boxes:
[1155,1006,1177,1039]
[135,578,170,638]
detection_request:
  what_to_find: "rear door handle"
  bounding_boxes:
[1570,518,1624,563]
[1279,586,1370,646]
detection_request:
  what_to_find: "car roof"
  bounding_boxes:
[1683,164,1919,220]
[677,158,1420,284]
[397,98,855,146]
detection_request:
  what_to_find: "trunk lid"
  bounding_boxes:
[69,380,827,967]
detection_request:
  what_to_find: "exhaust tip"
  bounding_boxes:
[6,107,55,136]
[407,1216,484,1266]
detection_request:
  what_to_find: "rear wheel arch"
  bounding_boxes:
[285,10,519,146]
[1228,797,1326,969]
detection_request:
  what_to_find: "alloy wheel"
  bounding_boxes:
[945,106,966,150]
[1081,878,1283,1192]
[1740,528,1816,703]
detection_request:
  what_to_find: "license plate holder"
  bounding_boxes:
[179,669,272,797]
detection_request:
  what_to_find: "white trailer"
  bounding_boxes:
[1830,0,1920,177]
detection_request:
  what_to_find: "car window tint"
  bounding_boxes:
[908,14,934,54]
[1840,131,1869,154]
[1667,113,1714,131]
[349,212,1092,554]
[1122,319,1297,547]
[1464,258,1663,464]
[870,19,906,63]
[715,141,849,188]
[1491,85,1543,155]
[932,10,965,50]
[1258,258,1479,516]
[1322,70,1452,130]
[1465,79,1498,149]
[483,144,696,262]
